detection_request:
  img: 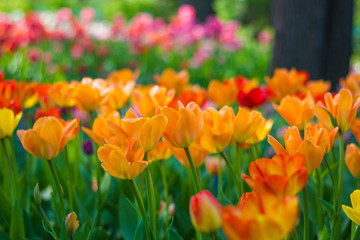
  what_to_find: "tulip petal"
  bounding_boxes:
[139,114,167,152]
[267,135,287,155]
[17,129,55,160]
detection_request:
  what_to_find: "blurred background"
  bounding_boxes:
[0,0,359,88]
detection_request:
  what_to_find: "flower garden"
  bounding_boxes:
[1,3,360,240]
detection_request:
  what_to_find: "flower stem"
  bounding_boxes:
[184,147,200,193]
[129,179,152,240]
[1,138,16,204]
[39,204,58,239]
[65,146,75,211]
[47,159,65,217]
[159,161,170,239]
[303,186,309,240]
[315,167,323,231]
[217,157,223,200]
[219,151,241,198]
[332,133,344,239]
[144,153,156,239]
[236,143,244,196]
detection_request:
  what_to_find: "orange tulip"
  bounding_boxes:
[17,117,79,160]
[245,118,273,145]
[273,92,314,129]
[171,85,207,108]
[71,77,108,112]
[160,101,203,148]
[350,118,360,144]
[107,68,139,86]
[82,111,121,145]
[304,123,338,153]
[196,106,234,153]
[148,141,172,162]
[222,191,299,240]
[101,82,134,110]
[340,73,360,100]
[345,143,360,179]
[243,153,308,197]
[208,79,238,107]
[190,190,222,233]
[154,68,189,95]
[97,136,149,179]
[266,68,308,102]
[268,126,324,174]
[106,108,167,152]
[132,85,175,116]
[305,80,331,104]
[312,88,360,133]
[232,107,266,144]
[164,139,208,168]
[49,81,76,108]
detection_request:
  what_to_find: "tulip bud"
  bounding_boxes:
[189,190,222,233]
[205,156,225,175]
[345,143,360,179]
[65,212,79,236]
[34,183,41,205]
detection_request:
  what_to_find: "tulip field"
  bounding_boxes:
[2,4,360,240]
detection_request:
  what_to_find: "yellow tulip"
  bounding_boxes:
[17,117,79,160]
[342,190,360,225]
[0,108,22,139]
[49,81,76,108]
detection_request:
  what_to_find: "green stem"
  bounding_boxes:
[184,147,200,193]
[324,155,336,195]
[47,160,65,217]
[217,157,223,201]
[64,146,75,211]
[8,137,18,181]
[332,133,344,239]
[351,221,357,240]
[129,179,152,240]
[236,143,244,196]
[2,139,16,204]
[39,205,58,239]
[303,186,309,240]
[219,151,241,197]
[159,161,170,239]
[144,153,156,239]
[315,168,323,231]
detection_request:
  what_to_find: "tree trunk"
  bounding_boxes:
[271,0,354,90]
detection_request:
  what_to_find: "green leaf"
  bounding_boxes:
[0,231,10,240]
[92,227,109,240]
[10,201,25,240]
[169,229,184,240]
[319,225,330,240]
[133,219,145,240]
[42,220,56,240]
[60,217,69,240]
[119,197,138,240]
[319,199,335,220]
[162,217,174,240]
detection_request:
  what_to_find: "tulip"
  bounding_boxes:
[313,88,360,133]
[350,118,360,144]
[305,80,331,104]
[0,108,22,139]
[148,141,172,162]
[160,101,203,148]
[107,108,167,152]
[340,73,360,100]
[49,81,76,108]
[265,68,309,102]
[189,190,222,233]
[17,117,79,160]
[222,192,299,240]
[208,79,238,107]
[268,126,324,174]
[132,85,175,116]
[65,212,79,236]
[107,68,139,86]
[101,82,134,110]
[237,87,268,108]
[170,85,207,108]
[345,144,360,179]
[97,137,149,179]
[35,107,61,120]
[243,153,308,196]
[197,106,234,153]
[273,92,314,129]
[154,68,189,94]
[304,123,338,153]
[205,155,225,175]
[82,111,121,145]
[342,190,360,225]
[244,118,273,145]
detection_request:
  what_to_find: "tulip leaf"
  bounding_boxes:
[321,163,338,180]
[161,217,174,240]
[60,218,69,240]
[42,220,56,239]
[100,173,111,207]
[133,219,145,240]
[92,227,109,240]
[119,196,138,240]
[169,229,184,240]
[10,201,25,240]
[0,231,10,240]
[322,107,340,132]
[319,199,334,220]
